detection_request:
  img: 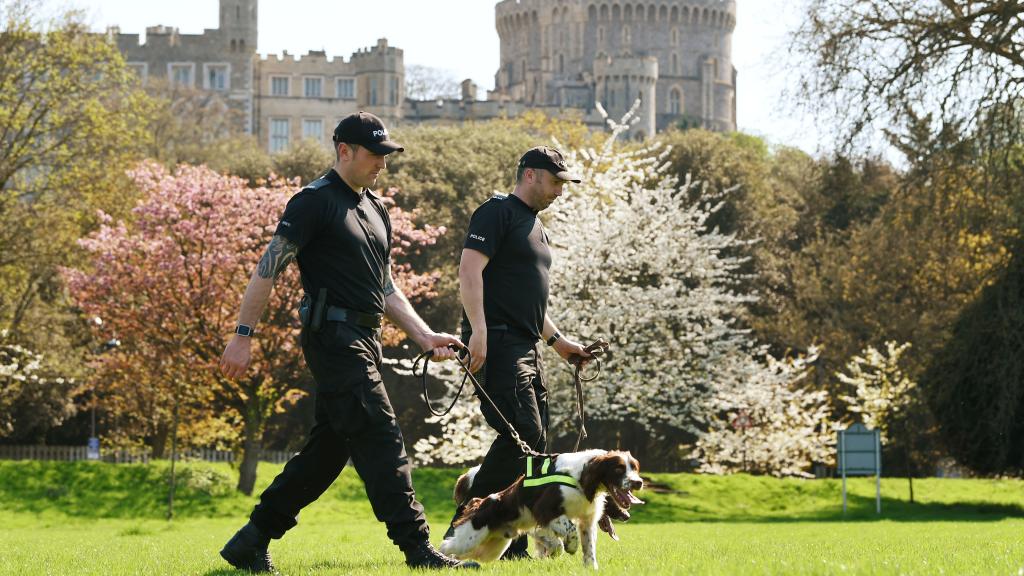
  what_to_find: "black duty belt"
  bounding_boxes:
[326,306,382,329]
[462,324,538,340]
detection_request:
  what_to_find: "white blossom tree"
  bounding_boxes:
[412,102,832,475]
[0,330,75,439]
[837,341,916,442]
[693,349,833,477]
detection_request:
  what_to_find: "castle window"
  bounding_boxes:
[672,27,679,45]
[389,76,399,105]
[302,118,323,142]
[336,77,355,99]
[204,63,229,91]
[598,26,605,43]
[559,53,564,75]
[270,118,290,153]
[304,77,323,98]
[622,26,631,45]
[669,87,682,114]
[168,63,194,88]
[370,78,378,105]
[672,53,678,75]
[270,76,289,96]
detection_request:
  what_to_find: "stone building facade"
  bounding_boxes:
[111,0,735,151]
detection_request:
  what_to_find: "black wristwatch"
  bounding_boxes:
[234,324,255,337]
[546,331,561,347]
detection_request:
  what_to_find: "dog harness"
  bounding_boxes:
[523,455,579,489]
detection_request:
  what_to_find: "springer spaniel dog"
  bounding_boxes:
[440,449,643,569]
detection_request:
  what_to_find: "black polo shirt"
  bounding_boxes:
[462,194,552,339]
[274,169,392,315]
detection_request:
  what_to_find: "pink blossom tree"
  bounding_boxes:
[64,162,443,493]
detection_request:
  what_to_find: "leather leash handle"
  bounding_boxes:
[568,338,610,367]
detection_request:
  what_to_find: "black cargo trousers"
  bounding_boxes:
[250,320,429,552]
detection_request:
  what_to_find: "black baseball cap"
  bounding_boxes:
[518,146,582,183]
[332,111,404,154]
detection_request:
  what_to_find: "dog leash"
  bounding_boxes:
[414,338,610,455]
[413,345,539,457]
[568,339,610,451]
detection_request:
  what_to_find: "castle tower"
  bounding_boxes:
[220,0,258,54]
[594,55,658,139]
[351,38,405,120]
[492,0,736,133]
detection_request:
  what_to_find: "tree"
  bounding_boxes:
[404,64,461,101]
[0,2,152,342]
[0,330,74,441]
[270,138,332,186]
[792,0,1024,152]
[925,248,1024,474]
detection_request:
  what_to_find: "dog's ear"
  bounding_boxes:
[580,453,624,501]
[454,472,472,505]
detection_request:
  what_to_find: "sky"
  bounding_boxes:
[59,0,826,155]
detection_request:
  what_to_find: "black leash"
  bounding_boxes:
[413,345,539,456]
[568,339,610,451]
[413,339,610,455]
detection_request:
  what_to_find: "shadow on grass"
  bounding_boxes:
[202,558,385,576]
[2,462,1022,524]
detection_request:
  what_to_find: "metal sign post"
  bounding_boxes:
[837,423,881,515]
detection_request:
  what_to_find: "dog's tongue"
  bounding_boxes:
[614,488,643,509]
[598,515,619,541]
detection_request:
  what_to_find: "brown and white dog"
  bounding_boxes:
[440,449,643,569]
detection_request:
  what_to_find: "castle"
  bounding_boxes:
[111,0,736,150]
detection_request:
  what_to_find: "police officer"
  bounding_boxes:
[446,146,592,559]
[219,112,477,571]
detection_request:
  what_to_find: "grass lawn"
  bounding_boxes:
[0,461,1021,575]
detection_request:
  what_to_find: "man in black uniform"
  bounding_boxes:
[447,146,592,559]
[218,112,476,571]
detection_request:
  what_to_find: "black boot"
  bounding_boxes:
[220,522,277,573]
[499,535,530,561]
[404,541,480,569]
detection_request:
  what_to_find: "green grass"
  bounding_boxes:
[0,461,1021,575]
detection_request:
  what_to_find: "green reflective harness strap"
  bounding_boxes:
[522,456,579,489]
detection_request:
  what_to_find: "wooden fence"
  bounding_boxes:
[0,445,293,465]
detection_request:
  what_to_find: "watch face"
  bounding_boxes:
[236,324,254,336]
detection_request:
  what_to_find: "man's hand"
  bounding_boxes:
[553,337,592,367]
[420,331,463,361]
[466,330,487,373]
[220,335,253,379]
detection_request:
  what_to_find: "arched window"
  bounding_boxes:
[669,87,682,114]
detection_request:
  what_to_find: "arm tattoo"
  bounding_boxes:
[383,260,397,297]
[257,235,298,279]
